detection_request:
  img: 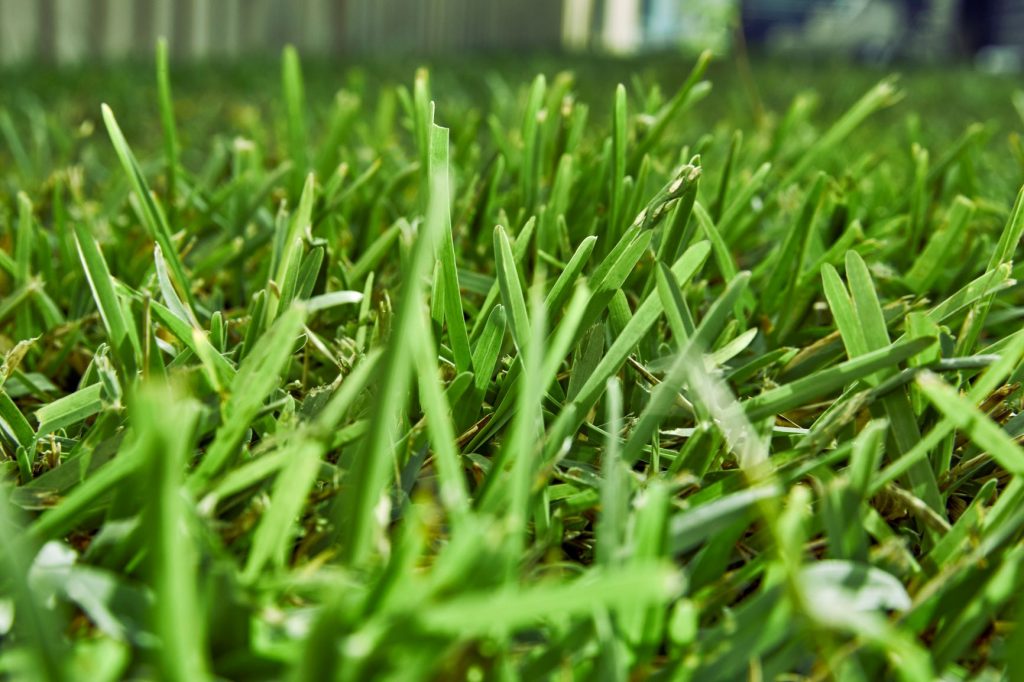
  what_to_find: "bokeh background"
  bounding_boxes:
[0,0,1022,67]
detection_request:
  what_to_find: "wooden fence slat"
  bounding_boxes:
[0,0,39,64]
[0,0,570,65]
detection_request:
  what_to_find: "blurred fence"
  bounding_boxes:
[0,0,565,64]
[5,0,1017,68]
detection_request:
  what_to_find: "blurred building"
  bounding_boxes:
[741,0,1024,66]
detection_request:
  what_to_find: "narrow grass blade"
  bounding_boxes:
[133,385,209,681]
[916,371,1024,477]
[242,437,322,582]
[282,45,309,184]
[494,224,530,355]
[419,564,682,636]
[101,103,195,316]
[191,304,306,486]
[744,337,934,421]
[337,121,453,567]
[156,38,178,223]
[72,223,138,373]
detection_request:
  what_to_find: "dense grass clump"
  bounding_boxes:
[3,42,1024,679]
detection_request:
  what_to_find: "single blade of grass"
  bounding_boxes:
[72,222,138,374]
[493,224,531,355]
[101,103,195,316]
[190,304,306,486]
[411,307,470,521]
[610,83,627,235]
[629,49,712,164]
[282,45,309,185]
[270,173,316,319]
[520,75,546,212]
[905,197,975,293]
[781,77,901,185]
[242,437,322,582]
[35,383,104,437]
[419,564,682,636]
[156,38,178,224]
[434,145,473,374]
[846,250,941,511]
[133,385,209,681]
[597,378,626,566]
[915,371,1024,477]
[336,120,452,567]
[149,299,235,381]
[743,337,934,421]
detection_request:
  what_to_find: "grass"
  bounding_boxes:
[1,45,1024,680]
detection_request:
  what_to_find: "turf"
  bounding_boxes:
[2,45,1024,680]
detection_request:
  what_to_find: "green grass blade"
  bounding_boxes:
[191,304,306,486]
[493,224,531,355]
[282,45,309,184]
[101,103,195,316]
[916,371,1024,477]
[337,121,452,567]
[155,38,179,224]
[744,337,934,421]
[133,385,209,681]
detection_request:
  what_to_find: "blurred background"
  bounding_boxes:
[0,0,1022,69]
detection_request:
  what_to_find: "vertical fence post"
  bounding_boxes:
[0,0,38,64]
[171,0,192,58]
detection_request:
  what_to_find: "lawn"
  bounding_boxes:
[2,45,1024,680]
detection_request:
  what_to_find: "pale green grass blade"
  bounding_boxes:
[822,263,869,359]
[597,378,626,566]
[419,564,682,636]
[282,45,309,184]
[133,386,209,681]
[916,371,1024,477]
[520,75,546,211]
[782,77,901,185]
[411,309,470,521]
[191,304,306,486]
[904,196,975,293]
[242,437,322,582]
[610,83,627,234]
[35,383,104,436]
